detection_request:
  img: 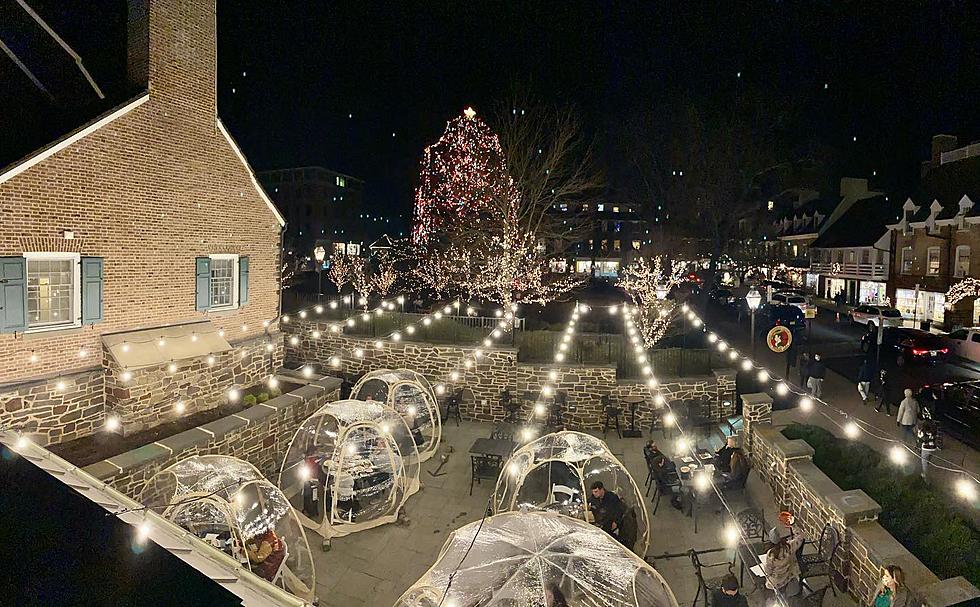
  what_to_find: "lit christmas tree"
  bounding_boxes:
[412,107,517,244]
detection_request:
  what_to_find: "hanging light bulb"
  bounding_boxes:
[354,348,364,358]
[228,388,241,402]
[776,382,788,395]
[167,362,178,374]
[314,305,323,314]
[268,376,279,389]
[175,400,186,414]
[157,337,166,347]
[374,340,383,349]
[191,333,199,342]
[329,301,339,309]
[844,421,860,438]
[299,311,308,319]
[548,370,558,381]
[347,318,356,327]
[406,325,415,334]
[121,369,133,382]
[106,415,121,432]
[330,357,341,368]
[434,311,443,320]
[741,359,752,371]
[311,330,321,339]
[663,411,675,426]
[956,478,977,501]
[302,365,313,378]
[799,396,813,412]
[206,356,215,367]
[391,332,402,342]
[889,445,907,465]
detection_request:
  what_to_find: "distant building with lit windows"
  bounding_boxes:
[568,203,648,278]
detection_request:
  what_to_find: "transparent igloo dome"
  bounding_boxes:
[394,511,678,607]
[351,368,441,462]
[492,431,650,556]
[140,455,315,601]
[278,399,421,539]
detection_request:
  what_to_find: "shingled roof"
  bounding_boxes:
[811,195,901,248]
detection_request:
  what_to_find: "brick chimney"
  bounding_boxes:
[126,0,217,120]
[931,134,958,165]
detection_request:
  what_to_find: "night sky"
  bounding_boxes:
[4,1,980,231]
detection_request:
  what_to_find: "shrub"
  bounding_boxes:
[242,394,257,406]
[269,387,282,397]
[257,392,270,403]
[781,424,980,587]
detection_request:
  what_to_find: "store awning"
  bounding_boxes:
[102,321,232,369]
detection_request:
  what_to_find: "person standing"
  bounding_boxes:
[872,565,912,607]
[799,352,811,391]
[807,354,826,398]
[875,369,894,415]
[896,389,920,444]
[857,358,873,403]
[763,523,805,602]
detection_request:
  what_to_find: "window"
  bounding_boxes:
[613,240,621,251]
[972,333,980,343]
[335,175,346,187]
[209,255,237,309]
[25,253,80,329]
[901,247,913,274]
[612,206,620,213]
[597,204,605,212]
[834,250,843,263]
[631,240,641,250]
[848,250,856,263]
[767,200,774,211]
[927,247,940,275]
[955,245,971,278]
[861,249,870,264]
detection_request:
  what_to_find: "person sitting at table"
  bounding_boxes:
[711,574,749,607]
[246,527,286,582]
[767,510,796,545]
[644,441,669,471]
[763,522,805,601]
[587,481,626,538]
[717,448,750,490]
[714,437,737,472]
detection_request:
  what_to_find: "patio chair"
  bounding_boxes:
[686,399,714,438]
[443,388,463,426]
[470,454,502,495]
[800,585,829,607]
[270,540,290,589]
[500,390,520,423]
[689,548,734,607]
[734,508,769,589]
[549,390,567,428]
[602,395,622,438]
[800,523,841,596]
[648,406,671,439]
[649,465,681,514]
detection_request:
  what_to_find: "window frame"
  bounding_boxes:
[926,246,941,276]
[23,252,82,333]
[208,253,240,312]
[901,246,914,274]
[955,245,971,278]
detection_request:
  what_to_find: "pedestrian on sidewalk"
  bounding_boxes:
[857,358,873,403]
[896,389,920,444]
[875,369,894,415]
[807,354,826,398]
[799,352,811,390]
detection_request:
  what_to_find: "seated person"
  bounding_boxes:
[711,574,748,607]
[714,437,737,472]
[246,528,286,582]
[643,441,669,471]
[587,481,626,537]
[717,448,750,490]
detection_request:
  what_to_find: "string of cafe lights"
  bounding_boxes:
[433,304,520,400]
[679,303,980,500]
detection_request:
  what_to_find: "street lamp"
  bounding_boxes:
[746,288,762,356]
[313,246,326,302]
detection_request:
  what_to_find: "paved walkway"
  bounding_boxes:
[311,419,853,606]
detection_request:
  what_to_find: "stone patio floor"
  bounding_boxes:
[310,420,858,607]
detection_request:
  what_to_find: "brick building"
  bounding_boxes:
[0,0,285,443]
[886,135,980,328]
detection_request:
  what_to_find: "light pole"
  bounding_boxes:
[746,288,762,356]
[313,246,326,302]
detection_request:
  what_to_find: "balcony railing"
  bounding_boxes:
[810,260,888,280]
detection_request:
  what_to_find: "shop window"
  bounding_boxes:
[927,247,940,275]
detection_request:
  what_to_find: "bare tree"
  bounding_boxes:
[350,258,373,304]
[327,251,352,294]
[371,256,397,298]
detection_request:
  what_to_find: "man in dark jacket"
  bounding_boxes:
[857,358,873,403]
[807,354,826,398]
[588,481,626,536]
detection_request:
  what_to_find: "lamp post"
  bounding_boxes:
[313,246,326,302]
[746,288,762,356]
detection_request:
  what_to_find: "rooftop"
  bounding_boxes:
[811,195,899,248]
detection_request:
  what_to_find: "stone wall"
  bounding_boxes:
[105,333,284,435]
[84,376,340,499]
[741,393,980,607]
[0,367,105,445]
[285,322,735,429]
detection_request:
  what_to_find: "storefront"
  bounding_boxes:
[805,273,819,292]
[575,259,620,278]
[822,277,846,300]
[895,288,945,324]
[858,281,887,304]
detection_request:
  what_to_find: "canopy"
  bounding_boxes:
[351,368,441,462]
[492,431,650,556]
[140,455,315,602]
[277,399,420,539]
[395,511,678,607]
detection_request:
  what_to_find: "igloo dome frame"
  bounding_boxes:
[492,430,650,556]
[278,398,421,539]
[140,455,316,601]
[394,511,678,607]
[350,368,441,462]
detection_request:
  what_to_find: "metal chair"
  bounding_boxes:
[500,390,520,423]
[602,395,622,438]
[734,508,769,589]
[470,454,502,495]
[800,585,829,607]
[800,523,841,596]
[549,390,567,429]
[443,388,463,426]
[649,466,681,514]
[689,549,735,607]
[649,407,671,439]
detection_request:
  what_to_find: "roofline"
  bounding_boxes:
[256,166,365,184]
[216,119,286,228]
[0,92,150,185]
[0,431,307,607]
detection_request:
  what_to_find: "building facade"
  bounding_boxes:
[886,135,980,328]
[0,0,284,443]
[258,166,365,257]
[571,203,648,277]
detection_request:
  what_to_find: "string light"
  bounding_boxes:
[175,400,186,414]
[106,415,121,432]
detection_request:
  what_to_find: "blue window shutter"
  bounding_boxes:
[238,256,249,306]
[0,257,27,333]
[81,257,104,324]
[195,257,211,311]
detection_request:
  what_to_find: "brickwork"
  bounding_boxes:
[0,368,105,445]
[86,376,341,499]
[104,334,283,434]
[743,394,979,606]
[0,0,282,385]
[285,322,735,429]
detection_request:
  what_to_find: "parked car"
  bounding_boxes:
[861,327,948,365]
[916,381,980,449]
[709,288,736,306]
[943,327,980,364]
[755,303,807,336]
[771,291,810,314]
[848,305,904,329]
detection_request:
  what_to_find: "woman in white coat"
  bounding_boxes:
[896,389,919,444]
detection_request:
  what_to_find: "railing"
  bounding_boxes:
[810,260,888,280]
[340,312,519,345]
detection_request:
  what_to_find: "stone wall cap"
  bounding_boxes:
[264,395,298,410]
[106,442,171,471]
[774,437,815,460]
[290,384,325,401]
[741,393,773,406]
[791,460,846,500]
[200,415,247,439]
[712,368,736,378]
[236,405,275,423]
[919,576,980,607]
[82,459,124,480]
[157,427,211,453]
[312,376,342,391]
[851,523,938,590]
[518,362,618,370]
[825,488,881,524]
